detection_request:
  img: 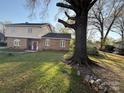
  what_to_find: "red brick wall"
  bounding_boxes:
[40,38,70,51]
[6,37,70,51]
[6,37,28,49]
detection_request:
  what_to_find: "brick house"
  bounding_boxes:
[4,23,71,51]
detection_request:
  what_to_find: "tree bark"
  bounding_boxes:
[122,30,124,42]
[100,30,104,50]
[72,11,88,65]
[100,38,104,50]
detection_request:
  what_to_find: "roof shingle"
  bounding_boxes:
[42,33,71,39]
[5,23,50,26]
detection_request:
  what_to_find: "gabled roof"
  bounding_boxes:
[42,33,71,39]
[5,22,53,32]
[5,22,50,26]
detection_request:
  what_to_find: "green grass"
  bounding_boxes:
[90,52,124,93]
[0,48,24,52]
[0,51,89,93]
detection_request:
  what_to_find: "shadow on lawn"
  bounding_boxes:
[56,64,91,93]
[95,53,124,71]
[66,69,91,93]
[0,51,91,93]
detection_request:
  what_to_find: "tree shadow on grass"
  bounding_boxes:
[67,69,92,93]
[0,61,62,93]
[57,63,91,93]
[94,53,124,71]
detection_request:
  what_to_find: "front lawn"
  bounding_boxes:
[0,51,89,93]
[0,48,25,52]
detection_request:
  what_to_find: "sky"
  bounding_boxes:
[0,0,121,40]
[0,0,59,25]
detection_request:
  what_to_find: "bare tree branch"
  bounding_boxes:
[56,2,75,11]
[65,12,76,20]
[58,19,76,29]
[88,0,97,10]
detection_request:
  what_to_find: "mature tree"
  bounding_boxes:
[113,16,124,41]
[0,21,11,34]
[26,0,98,66]
[89,0,124,49]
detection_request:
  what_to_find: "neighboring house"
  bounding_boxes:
[4,23,71,51]
[0,32,5,42]
[113,41,124,53]
[0,25,5,42]
[114,41,124,49]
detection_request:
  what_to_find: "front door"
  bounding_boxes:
[32,41,38,51]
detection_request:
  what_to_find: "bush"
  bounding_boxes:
[7,53,14,56]
[0,42,7,47]
[64,52,73,60]
[87,41,99,56]
[69,39,75,52]
[64,41,99,60]
[87,47,99,56]
[103,45,115,53]
[68,39,99,57]
[64,47,99,60]
[118,48,124,55]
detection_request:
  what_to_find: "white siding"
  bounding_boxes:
[5,25,51,39]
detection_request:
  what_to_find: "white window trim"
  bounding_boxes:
[13,39,20,47]
[60,40,66,48]
[11,26,16,32]
[45,39,50,47]
[28,27,32,33]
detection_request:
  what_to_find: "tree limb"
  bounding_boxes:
[88,0,98,11]
[58,19,75,29]
[104,17,116,40]
[65,0,79,8]
[56,2,75,11]
[65,12,76,20]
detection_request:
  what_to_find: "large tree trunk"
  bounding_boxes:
[100,26,104,50]
[122,31,124,42]
[56,0,98,66]
[72,11,88,65]
[100,37,104,50]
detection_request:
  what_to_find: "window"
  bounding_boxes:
[28,27,32,33]
[45,39,50,47]
[13,39,20,46]
[60,40,65,48]
[11,26,16,32]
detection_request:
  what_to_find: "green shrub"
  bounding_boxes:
[69,39,75,52]
[7,53,14,56]
[64,46,99,60]
[103,45,115,53]
[68,39,99,57]
[64,52,73,60]
[87,47,99,56]
[118,48,124,55]
[87,41,99,56]
[64,47,99,60]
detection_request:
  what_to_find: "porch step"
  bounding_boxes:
[25,50,37,53]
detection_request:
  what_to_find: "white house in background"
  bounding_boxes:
[4,22,71,51]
